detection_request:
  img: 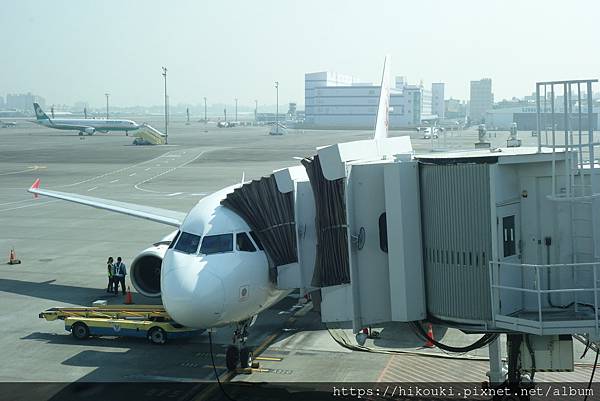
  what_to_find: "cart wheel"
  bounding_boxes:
[71,322,90,340]
[240,347,253,369]
[148,327,167,345]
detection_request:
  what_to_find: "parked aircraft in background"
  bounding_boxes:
[33,103,139,136]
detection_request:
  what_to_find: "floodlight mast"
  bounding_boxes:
[162,67,168,144]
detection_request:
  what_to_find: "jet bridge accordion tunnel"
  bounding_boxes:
[221,175,298,282]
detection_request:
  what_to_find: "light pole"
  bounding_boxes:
[203,97,207,123]
[162,67,168,144]
[254,99,258,122]
[104,93,110,119]
[235,98,238,122]
[274,81,279,134]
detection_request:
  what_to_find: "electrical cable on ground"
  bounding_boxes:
[410,321,499,353]
[583,348,598,401]
[208,331,237,401]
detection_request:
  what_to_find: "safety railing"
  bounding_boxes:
[489,261,600,335]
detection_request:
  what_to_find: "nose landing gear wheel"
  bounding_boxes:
[226,345,239,371]
[240,347,253,369]
[148,327,167,345]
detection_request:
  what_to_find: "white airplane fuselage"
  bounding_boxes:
[36,118,139,133]
[161,185,291,329]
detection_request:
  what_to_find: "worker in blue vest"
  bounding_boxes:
[113,257,128,295]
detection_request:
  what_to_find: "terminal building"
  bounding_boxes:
[304,71,441,129]
[485,99,600,130]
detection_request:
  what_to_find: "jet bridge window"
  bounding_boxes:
[174,232,201,254]
[379,213,388,253]
[502,215,516,257]
[236,232,256,252]
[200,233,234,255]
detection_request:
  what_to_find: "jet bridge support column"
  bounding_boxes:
[487,337,505,385]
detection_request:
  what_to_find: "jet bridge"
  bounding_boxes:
[218,78,600,387]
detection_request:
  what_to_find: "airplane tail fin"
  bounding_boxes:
[33,103,50,121]
[374,55,391,141]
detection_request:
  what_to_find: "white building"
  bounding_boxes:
[304,72,435,129]
[6,92,45,111]
[469,79,493,123]
[431,83,445,119]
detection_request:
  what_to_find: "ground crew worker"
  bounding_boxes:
[106,257,114,293]
[113,257,127,295]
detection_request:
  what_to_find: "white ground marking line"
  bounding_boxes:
[87,186,98,192]
[0,165,43,176]
[134,151,206,194]
[129,173,136,177]
[145,168,151,171]
[0,200,58,213]
[0,198,37,207]
[166,192,183,197]
[55,150,177,188]
[109,179,120,183]
[190,193,207,196]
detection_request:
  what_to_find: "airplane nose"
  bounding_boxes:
[161,250,225,328]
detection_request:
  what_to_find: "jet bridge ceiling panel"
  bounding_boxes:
[420,163,493,323]
[302,155,350,287]
[221,175,297,281]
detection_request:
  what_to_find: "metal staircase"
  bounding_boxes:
[490,79,600,337]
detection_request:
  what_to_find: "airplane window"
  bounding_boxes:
[174,232,201,254]
[236,232,256,252]
[200,233,233,255]
[249,231,264,250]
[168,231,181,249]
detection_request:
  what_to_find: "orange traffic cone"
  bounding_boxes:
[124,287,133,304]
[424,323,435,348]
[8,248,21,265]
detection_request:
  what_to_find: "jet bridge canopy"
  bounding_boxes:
[221,175,297,281]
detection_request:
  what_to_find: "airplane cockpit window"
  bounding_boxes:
[173,231,201,254]
[236,232,256,252]
[200,233,234,255]
[249,231,264,250]
[168,231,181,249]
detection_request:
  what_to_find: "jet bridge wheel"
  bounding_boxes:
[71,322,90,340]
[226,345,239,371]
[148,327,167,345]
[240,347,253,369]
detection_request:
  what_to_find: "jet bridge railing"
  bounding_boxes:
[489,261,600,336]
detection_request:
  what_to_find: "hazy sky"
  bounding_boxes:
[2,0,599,108]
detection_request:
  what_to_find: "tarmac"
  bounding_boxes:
[0,120,597,400]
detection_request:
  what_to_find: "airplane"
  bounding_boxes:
[28,56,393,371]
[0,120,17,128]
[33,103,140,136]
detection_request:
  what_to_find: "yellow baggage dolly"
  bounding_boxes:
[39,305,202,345]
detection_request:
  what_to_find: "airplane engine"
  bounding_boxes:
[130,231,178,298]
[130,245,166,297]
[84,127,95,135]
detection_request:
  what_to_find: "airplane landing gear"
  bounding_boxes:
[78,132,83,136]
[225,319,253,371]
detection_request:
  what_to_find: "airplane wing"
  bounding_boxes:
[28,179,185,227]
